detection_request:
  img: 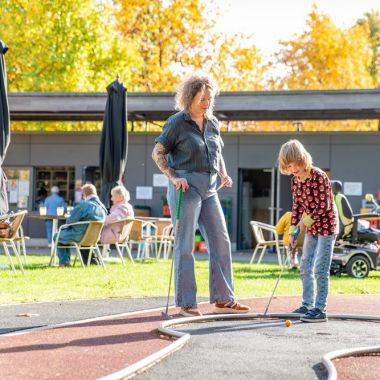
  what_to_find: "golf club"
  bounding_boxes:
[162,188,183,320]
[263,227,300,317]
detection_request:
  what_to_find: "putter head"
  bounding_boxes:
[161,312,172,320]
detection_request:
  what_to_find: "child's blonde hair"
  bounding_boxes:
[278,139,313,175]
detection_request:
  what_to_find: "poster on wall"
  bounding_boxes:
[344,182,362,196]
[8,179,18,204]
[136,186,153,200]
[18,180,30,196]
[8,179,18,192]
[9,190,18,203]
[153,174,169,187]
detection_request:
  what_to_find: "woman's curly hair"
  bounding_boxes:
[175,73,219,118]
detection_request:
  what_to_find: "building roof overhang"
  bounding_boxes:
[8,89,380,122]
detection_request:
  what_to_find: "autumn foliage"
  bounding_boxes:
[0,1,378,132]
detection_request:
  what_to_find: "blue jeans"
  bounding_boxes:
[300,233,337,311]
[46,220,53,244]
[167,171,235,307]
[53,229,81,265]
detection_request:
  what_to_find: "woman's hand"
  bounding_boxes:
[220,174,233,188]
[172,177,189,191]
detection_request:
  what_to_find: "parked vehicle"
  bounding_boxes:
[331,193,380,279]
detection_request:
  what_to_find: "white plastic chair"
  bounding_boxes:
[128,219,156,260]
[157,223,174,259]
[99,218,135,266]
[249,220,287,267]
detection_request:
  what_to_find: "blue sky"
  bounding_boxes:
[215,0,380,55]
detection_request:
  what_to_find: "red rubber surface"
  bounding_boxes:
[0,294,378,379]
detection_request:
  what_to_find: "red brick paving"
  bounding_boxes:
[0,295,379,379]
[333,354,380,380]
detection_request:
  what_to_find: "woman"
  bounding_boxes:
[101,185,134,244]
[152,73,250,317]
[278,139,338,322]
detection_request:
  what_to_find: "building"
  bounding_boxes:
[5,90,380,249]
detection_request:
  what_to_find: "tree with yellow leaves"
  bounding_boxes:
[276,7,374,90]
[357,10,380,86]
[0,0,140,92]
[113,0,266,91]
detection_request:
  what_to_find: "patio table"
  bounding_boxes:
[28,213,68,265]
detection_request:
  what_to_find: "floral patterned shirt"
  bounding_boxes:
[291,167,338,236]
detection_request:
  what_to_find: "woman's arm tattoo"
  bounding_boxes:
[152,143,176,182]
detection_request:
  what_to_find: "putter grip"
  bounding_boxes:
[176,189,183,219]
[293,227,300,241]
[289,227,300,251]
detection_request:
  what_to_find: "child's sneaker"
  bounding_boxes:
[292,305,309,314]
[180,306,202,317]
[213,301,251,314]
[300,308,327,323]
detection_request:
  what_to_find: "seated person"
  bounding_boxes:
[276,211,304,269]
[44,186,67,246]
[331,180,379,241]
[54,184,107,267]
[101,185,134,244]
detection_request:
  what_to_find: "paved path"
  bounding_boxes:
[0,297,173,334]
[0,295,379,379]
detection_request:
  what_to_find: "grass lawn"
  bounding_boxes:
[1,254,379,304]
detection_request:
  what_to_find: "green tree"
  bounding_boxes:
[114,0,214,91]
[0,0,140,92]
[357,10,380,86]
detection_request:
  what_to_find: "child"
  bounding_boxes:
[278,139,338,323]
[275,211,304,269]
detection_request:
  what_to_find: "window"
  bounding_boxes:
[35,167,75,209]
[4,167,32,210]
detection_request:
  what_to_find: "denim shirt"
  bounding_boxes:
[44,193,67,215]
[155,111,224,173]
[64,196,107,239]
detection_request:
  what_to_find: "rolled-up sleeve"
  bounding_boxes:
[219,134,224,149]
[155,121,177,153]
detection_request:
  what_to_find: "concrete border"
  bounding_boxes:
[323,346,380,380]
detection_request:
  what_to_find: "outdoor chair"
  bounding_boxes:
[51,220,105,268]
[156,223,174,259]
[16,225,29,265]
[249,220,287,267]
[0,210,28,274]
[128,219,156,260]
[99,218,135,266]
[152,218,173,258]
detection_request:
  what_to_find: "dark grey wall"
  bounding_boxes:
[4,131,380,243]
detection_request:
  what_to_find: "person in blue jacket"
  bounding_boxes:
[44,186,67,245]
[55,184,106,266]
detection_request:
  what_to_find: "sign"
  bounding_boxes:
[153,174,169,187]
[136,186,153,200]
[18,180,30,196]
[344,182,362,196]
